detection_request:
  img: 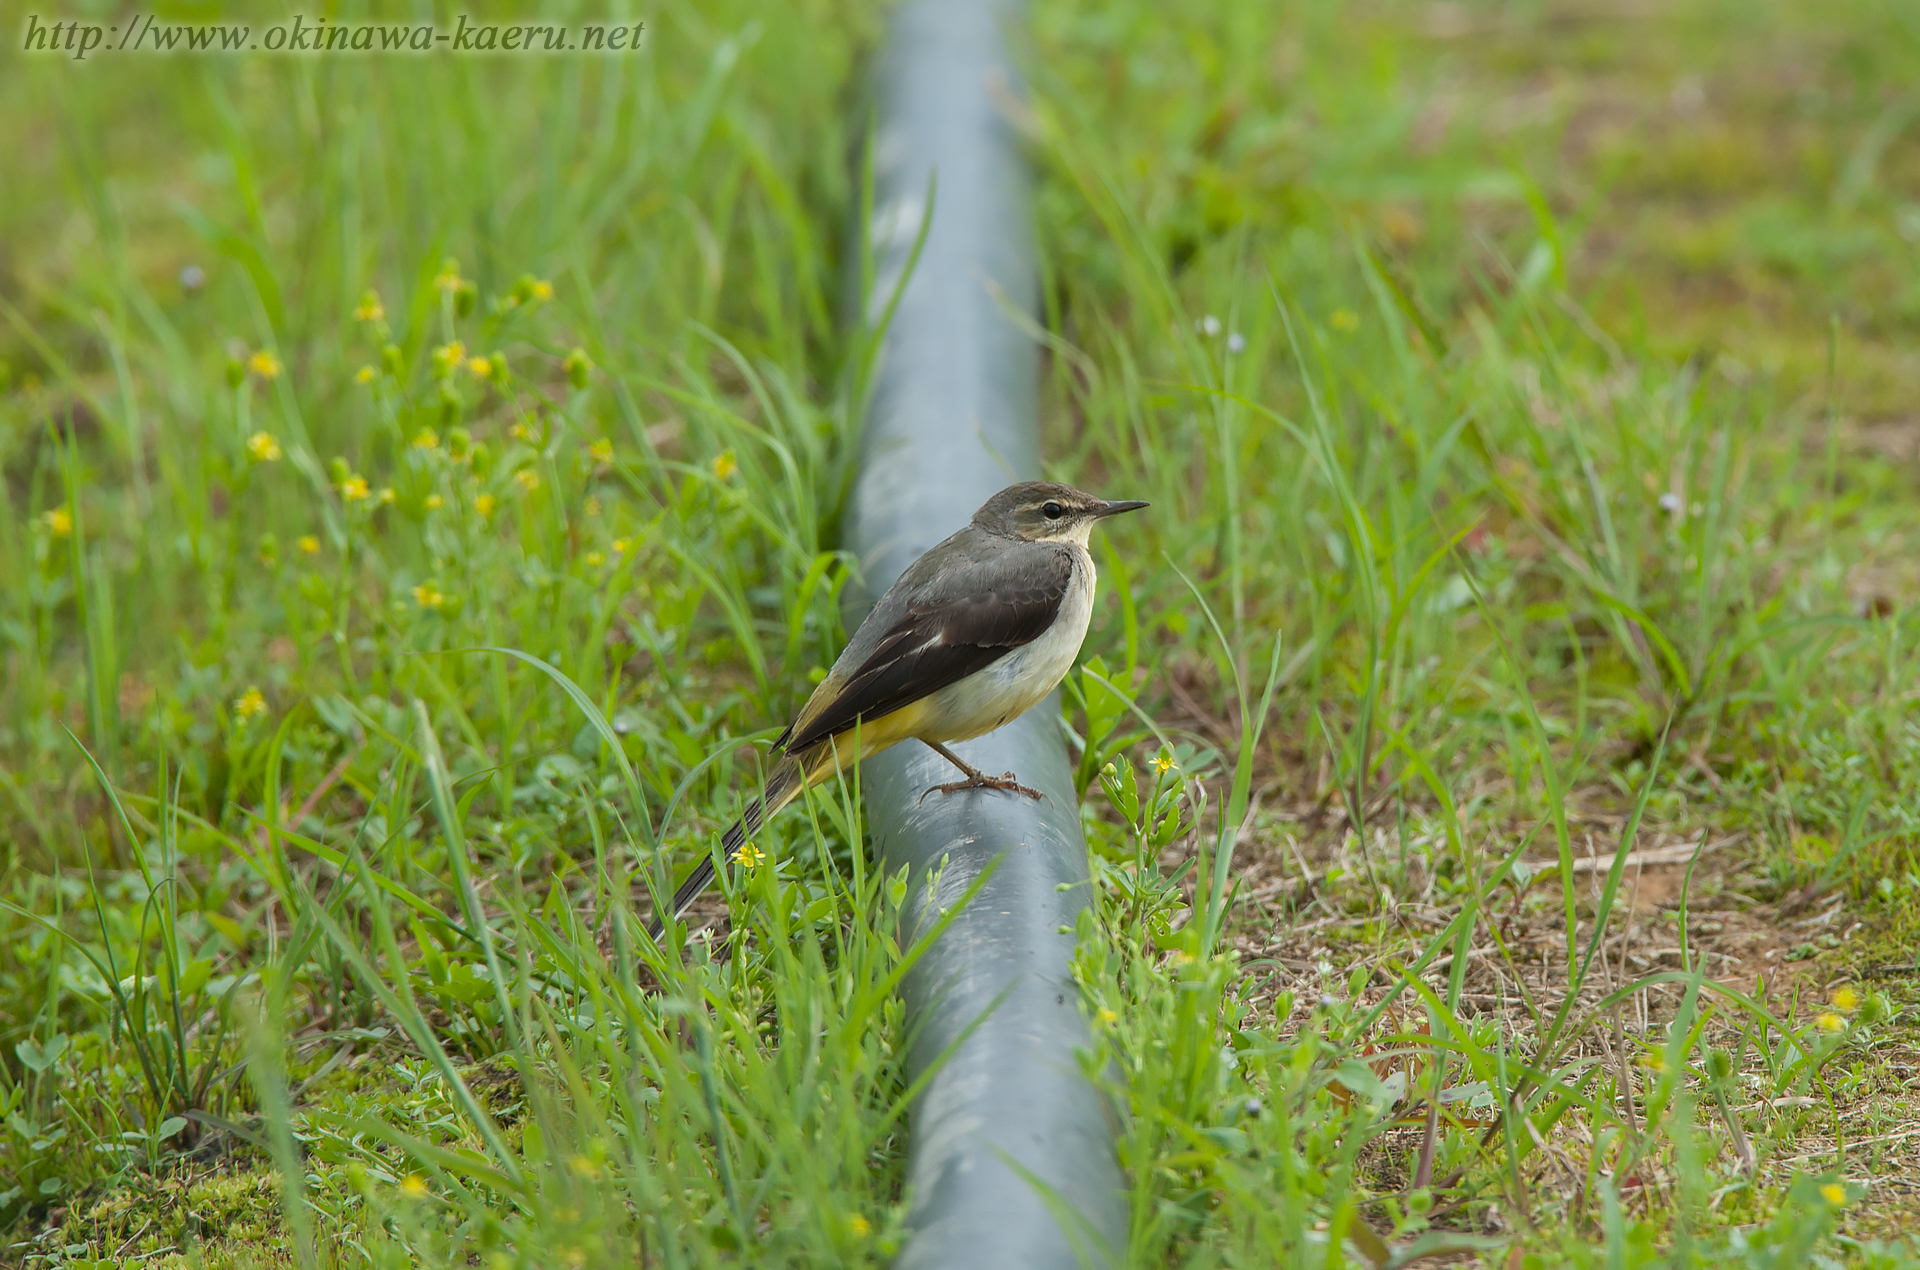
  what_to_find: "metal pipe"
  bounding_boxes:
[845,1,1127,1266]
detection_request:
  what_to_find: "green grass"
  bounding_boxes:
[5,0,1920,1265]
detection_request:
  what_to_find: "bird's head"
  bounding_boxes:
[973,481,1149,546]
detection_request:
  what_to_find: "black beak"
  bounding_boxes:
[1093,499,1150,518]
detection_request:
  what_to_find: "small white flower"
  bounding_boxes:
[1196,314,1223,337]
[1658,492,1683,514]
[1227,332,1246,354]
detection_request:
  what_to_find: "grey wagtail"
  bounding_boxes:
[653,480,1147,933]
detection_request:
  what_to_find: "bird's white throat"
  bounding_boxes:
[1030,519,1099,548]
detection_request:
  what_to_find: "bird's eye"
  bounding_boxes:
[1042,501,1064,520]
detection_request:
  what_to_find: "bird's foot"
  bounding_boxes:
[919,770,1043,802]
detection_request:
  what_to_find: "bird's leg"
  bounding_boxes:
[919,740,1043,802]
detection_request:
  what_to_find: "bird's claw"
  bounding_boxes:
[918,770,1044,803]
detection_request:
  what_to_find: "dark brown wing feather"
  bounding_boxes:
[780,548,1073,755]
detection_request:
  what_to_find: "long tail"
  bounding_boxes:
[648,755,804,938]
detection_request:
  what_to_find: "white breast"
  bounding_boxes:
[919,546,1096,743]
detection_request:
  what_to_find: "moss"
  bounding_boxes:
[28,1166,289,1264]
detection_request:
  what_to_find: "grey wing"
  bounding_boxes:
[778,543,1074,754]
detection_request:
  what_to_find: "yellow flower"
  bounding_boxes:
[298,535,320,555]
[1816,1012,1847,1034]
[1153,753,1177,774]
[355,365,375,384]
[412,584,445,610]
[354,291,384,322]
[733,841,766,869]
[567,1155,600,1180]
[848,1215,871,1237]
[425,493,443,509]
[1097,1008,1118,1026]
[433,261,463,292]
[509,422,531,442]
[399,1173,429,1198]
[41,508,73,537]
[712,451,737,480]
[475,494,497,518]
[1330,309,1360,333]
[1833,986,1860,1012]
[1821,1182,1848,1207]
[583,551,604,566]
[532,279,554,302]
[612,537,631,555]
[467,356,493,379]
[589,438,613,463]
[234,687,266,720]
[514,469,540,491]
[248,350,283,380]
[340,475,370,501]
[1642,1051,1668,1073]
[413,428,440,450]
[246,431,282,462]
[431,341,466,377]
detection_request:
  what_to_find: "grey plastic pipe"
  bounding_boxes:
[844,1,1128,1266]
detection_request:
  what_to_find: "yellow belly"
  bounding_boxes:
[798,697,933,786]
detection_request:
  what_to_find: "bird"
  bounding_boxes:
[650,480,1147,936]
